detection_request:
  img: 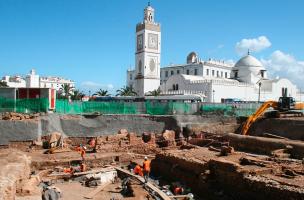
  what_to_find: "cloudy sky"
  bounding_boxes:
[0,0,303,93]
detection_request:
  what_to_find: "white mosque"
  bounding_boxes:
[126,4,299,102]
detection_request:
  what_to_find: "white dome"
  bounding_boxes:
[232,54,267,84]
[234,55,264,69]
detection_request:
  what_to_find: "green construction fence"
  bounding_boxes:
[55,100,139,114]
[0,97,49,113]
[200,103,261,117]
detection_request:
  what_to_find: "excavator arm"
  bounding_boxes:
[241,101,278,135]
[295,102,304,110]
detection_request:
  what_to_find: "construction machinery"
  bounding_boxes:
[241,88,304,135]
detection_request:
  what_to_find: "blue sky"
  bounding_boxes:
[1,0,304,93]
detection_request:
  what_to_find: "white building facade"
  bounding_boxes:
[2,75,26,88]
[2,69,75,91]
[161,54,299,102]
[126,5,300,103]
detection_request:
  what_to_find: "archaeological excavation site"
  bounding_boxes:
[1,105,304,200]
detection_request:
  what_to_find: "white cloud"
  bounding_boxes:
[261,50,304,89]
[236,36,271,55]
[80,81,115,94]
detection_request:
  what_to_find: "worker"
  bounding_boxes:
[143,156,151,183]
[80,146,86,161]
[89,138,96,148]
[133,164,143,176]
[80,162,87,172]
[76,144,86,161]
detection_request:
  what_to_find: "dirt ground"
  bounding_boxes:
[54,180,151,200]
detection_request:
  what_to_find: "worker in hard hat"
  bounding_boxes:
[143,156,151,183]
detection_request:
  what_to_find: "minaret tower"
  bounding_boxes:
[134,3,161,96]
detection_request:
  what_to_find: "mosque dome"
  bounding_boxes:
[234,55,264,69]
[187,52,198,64]
[232,54,267,84]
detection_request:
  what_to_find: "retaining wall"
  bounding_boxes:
[0,114,237,145]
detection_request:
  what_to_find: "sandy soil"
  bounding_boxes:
[54,180,151,200]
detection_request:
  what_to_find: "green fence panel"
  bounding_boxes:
[172,102,192,114]
[82,101,139,114]
[0,97,15,112]
[16,98,49,113]
[0,97,49,113]
[200,103,261,117]
[55,100,140,114]
[145,101,172,115]
[54,100,262,116]
[55,100,83,114]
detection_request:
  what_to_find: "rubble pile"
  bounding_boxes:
[95,129,159,154]
[0,112,40,121]
[152,146,304,200]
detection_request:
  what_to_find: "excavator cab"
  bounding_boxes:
[277,97,296,111]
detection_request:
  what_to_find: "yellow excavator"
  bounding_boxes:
[241,89,304,135]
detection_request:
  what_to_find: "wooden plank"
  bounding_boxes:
[73,167,115,176]
[84,183,110,199]
[47,167,115,177]
[114,167,171,200]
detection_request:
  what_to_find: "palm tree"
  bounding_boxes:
[59,83,73,99]
[116,85,137,96]
[71,89,85,100]
[94,89,110,96]
[0,81,8,87]
[147,87,161,96]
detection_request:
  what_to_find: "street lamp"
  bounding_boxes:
[212,90,215,103]
[258,82,262,103]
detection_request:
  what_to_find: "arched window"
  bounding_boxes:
[234,71,238,78]
[173,84,176,90]
[176,84,179,90]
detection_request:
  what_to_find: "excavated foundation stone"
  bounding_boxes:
[0,149,31,200]
[152,147,304,200]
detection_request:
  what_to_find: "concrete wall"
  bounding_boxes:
[0,113,237,145]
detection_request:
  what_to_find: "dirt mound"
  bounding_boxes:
[0,149,32,199]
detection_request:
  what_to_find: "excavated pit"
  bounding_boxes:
[152,147,304,200]
[1,113,304,199]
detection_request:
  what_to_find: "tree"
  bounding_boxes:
[59,83,73,99]
[71,89,85,100]
[147,87,161,96]
[116,85,137,96]
[0,81,8,87]
[94,89,110,96]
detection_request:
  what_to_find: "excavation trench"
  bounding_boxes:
[1,113,304,199]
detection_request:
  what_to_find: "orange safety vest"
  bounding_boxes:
[133,165,143,176]
[143,160,151,172]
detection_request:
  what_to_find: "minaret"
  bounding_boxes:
[134,3,161,96]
